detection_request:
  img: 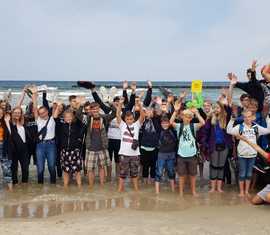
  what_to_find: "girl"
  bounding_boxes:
[54,104,84,188]
[5,107,30,184]
[201,101,232,193]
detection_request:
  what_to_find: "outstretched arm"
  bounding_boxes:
[169,101,181,128]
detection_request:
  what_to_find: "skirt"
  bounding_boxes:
[60,148,82,174]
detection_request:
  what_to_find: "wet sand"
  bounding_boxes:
[0,180,269,235]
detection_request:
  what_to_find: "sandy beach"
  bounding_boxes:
[0,180,269,235]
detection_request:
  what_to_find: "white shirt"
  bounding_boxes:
[37,117,56,140]
[119,120,141,156]
[227,118,270,158]
[17,125,26,143]
[107,118,121,140]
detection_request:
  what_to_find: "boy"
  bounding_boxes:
[116,98,145,192]
[170,102,205,196]
[227,110,270,197]
[155,115,177,194]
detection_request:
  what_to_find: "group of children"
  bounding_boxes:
[0,61,270,205]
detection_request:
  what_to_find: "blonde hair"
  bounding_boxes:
[182,109,193,117]
[211,101,227,129]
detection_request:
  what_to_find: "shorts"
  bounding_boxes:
[119,155,140,179]
[60,148,82,173]
[155,152,176,182]
[257,184,270,201]
[85,150,111,171]
[177,156,197,176]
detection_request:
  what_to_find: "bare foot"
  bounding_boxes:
[209,189,216,193]
[217,189,224,193]
[192,192,199,197]
[179,191,184,197]
[238,193,245,197]
[245,192,251,198]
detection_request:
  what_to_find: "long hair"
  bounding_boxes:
[211,101,227,129]
[11,106,24,125]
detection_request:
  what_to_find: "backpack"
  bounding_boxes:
[239,122,259,139]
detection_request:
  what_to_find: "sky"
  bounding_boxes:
[0,0,269,81]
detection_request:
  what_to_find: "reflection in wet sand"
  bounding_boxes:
[0,185,251,219]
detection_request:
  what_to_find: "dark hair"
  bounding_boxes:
[113,96,120,102]
[38,106,48,112]
[161,114,170,123]
[124,111,134,119]
[89,102,100,109]
[240,94,250,101]
[246,68,253,74]
[69,95,77,102]
[84,101,91,109]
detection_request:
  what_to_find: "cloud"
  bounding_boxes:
[0,0,269,81]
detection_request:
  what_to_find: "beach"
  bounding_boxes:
[0,183,269,235]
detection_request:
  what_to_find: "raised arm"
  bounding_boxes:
[138,101,145,125]
[143,81,152,107]
[191,107,205,128]
[257,116,270,136]
[169,101,181,128]
[116,97,124,125]
[238,135,270,160]
[122,81,129,105]
[91,88,112,114]
[125,82,136,111]
[31,86,39,120]
[16,86,27,107]
[226,118,240,136]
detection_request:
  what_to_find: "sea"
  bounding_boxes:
[0,80,243,106]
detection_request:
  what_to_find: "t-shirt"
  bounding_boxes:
[0,125,4,142]
[159,129,176,153]
[107,118,121,140]
[119,120,141,156]
[215,122,225,144]
[17,125,26,143]
[89,118,102,151]
[175,123,198,158]
[37,117,55,140]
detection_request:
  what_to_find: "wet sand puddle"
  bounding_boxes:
[0,183,249,219]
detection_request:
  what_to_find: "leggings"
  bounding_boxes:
[210,148,228,180]
[140,148,157,179]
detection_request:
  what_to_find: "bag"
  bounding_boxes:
[126,123,139,151]
[215,143,226,152]
[36,117,51,143]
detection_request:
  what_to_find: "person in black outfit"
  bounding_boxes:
[53,103,85,188]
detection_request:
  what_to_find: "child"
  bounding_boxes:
[170,102,205,196]
[116,98,145,192]
[237,134,270,204]
[227,110,270,197]
[155,115,177,194]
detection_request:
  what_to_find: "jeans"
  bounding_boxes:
[155,152,175,182]
[36,141,56,184]
[238,157,256,181]
[0,142,12,184]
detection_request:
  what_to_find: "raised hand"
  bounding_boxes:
[4,113,11,123]
[190,107,198,114]
[251,60,258,72]
[173,101,181,111]
[179,91,187,100]
[228,73,238,86]
[130,82,137,92]
[123,80,128,90]
[147,80,152,88]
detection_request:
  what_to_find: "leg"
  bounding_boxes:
[75,172,82,188]
[209,151,218,192]
[238,157,246,197]
[88,170,95,188]
[140,149,149,183]
[166,154,176,193]
[19,145,29,183]
[63,172,70,188]
[190,175,198,197]
[107,139,114,181]
[99,167,105,186]
[46,143,57,184]
[114,140,121,178]
[131,177,139,191]
[149,150,157,182]
[155,156,166,194]
[245,158,256,196]
[179,176,186,196]
[36,143,46,184]
[130,156,140,191]
[216,149,228,193]
[11,154,19,184]
[118,177,125,192]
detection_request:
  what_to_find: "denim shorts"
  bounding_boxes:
[238,157,256,181]
[155,152,175,182]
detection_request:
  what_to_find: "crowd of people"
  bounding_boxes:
[0,61,270,205]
